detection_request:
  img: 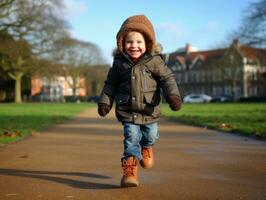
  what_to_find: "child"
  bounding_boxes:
[98,14,181,187]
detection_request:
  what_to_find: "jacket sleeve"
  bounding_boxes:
[98,62,120,106]
[153,56,180,100]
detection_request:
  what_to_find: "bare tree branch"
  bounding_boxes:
[231,0,266,48]
[0,0,69,55]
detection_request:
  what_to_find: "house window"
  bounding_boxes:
[253,71,257,81]
[225,86,231,95]
[67,77,73,85]
[251,86,258,96]
[230,55,234,61]
[201,86,205,94]
[212,87,217,96]
[212,71,217,81]
[177,74,182,84]
[75,89,79,96]
[214,70,222,81]
[184,73,188,83]
[201,71,205,82]
[188,72,193,82]
[236,87,241,96]
[226,68,231,78]
[207,71,212,82]
[68,88,73,95]
[247,59,259,66]
[213,87,222,96]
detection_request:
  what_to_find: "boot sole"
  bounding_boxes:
[121,180,139,188]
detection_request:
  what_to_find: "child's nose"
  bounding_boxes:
[132,42,138,47]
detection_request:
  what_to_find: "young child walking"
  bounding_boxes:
[98,14,182,187]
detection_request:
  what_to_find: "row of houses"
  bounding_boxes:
[31,39,266,101]
[163,40,266,98]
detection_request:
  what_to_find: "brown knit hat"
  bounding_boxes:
[116,15,156,53]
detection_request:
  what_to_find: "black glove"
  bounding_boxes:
[98,103,111,117]
[167,95,182,111]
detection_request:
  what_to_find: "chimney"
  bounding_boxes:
[185,43,192,54]
[233,39,240,49]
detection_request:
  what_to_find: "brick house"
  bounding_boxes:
[164,40,266,98]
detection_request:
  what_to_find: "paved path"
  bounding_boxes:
[0,108,266,200]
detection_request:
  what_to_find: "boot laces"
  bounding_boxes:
[122,159,136,176]
[123,165,135,176]
[142,148,151,159]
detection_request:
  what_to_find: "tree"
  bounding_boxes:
[0,0,68,55]
[209,40,243,100]
[0,0,15,19]
[0,0,69,103]
[0,31,33,103]
[232,0,266,48]
[52,36,106,97]
[86,65,109,96]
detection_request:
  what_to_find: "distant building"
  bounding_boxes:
[164,40,266,98]
[31,75,86,102]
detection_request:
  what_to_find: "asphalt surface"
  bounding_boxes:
[0,107,266,200]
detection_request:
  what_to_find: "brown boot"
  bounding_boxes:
[140,146,154,169]
[120,156,139,187]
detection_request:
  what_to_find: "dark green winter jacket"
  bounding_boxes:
[99,52,180,124]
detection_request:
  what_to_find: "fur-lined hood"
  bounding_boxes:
[116,15,156,53]
[112,42,163,57]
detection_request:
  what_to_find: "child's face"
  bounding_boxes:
[124,31,146,60]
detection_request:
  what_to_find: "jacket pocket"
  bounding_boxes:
[142,68,157,92]
[143,91,161,106]
[116,94,129,105]
[143,92,161,117]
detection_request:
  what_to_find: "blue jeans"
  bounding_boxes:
[123,122,159,160]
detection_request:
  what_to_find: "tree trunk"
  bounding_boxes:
[8,71,24,103]
[231,78,237,101]
[72,79,77,97]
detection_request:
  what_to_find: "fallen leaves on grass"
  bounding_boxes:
[219,123,239,133]
[219,123,233,129]
[0,130,22,138]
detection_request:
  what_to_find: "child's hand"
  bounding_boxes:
[168,95,182,111]
[98,103,111,117]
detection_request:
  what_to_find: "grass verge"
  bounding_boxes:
[0,103,95,144]
[161,103,266,139]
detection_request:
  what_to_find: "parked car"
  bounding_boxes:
[31,92,64,102]
[211,95,234,102]
[183,93,212,103]
[87,96,100,103]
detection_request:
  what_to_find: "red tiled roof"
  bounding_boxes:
[165,44,266,66]
[240,46,266,60]
[187,49,226,61]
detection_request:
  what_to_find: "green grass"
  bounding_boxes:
[161,103,266,139]
[0,103,95,144]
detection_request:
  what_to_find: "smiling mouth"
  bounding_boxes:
[130,50,139,53]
